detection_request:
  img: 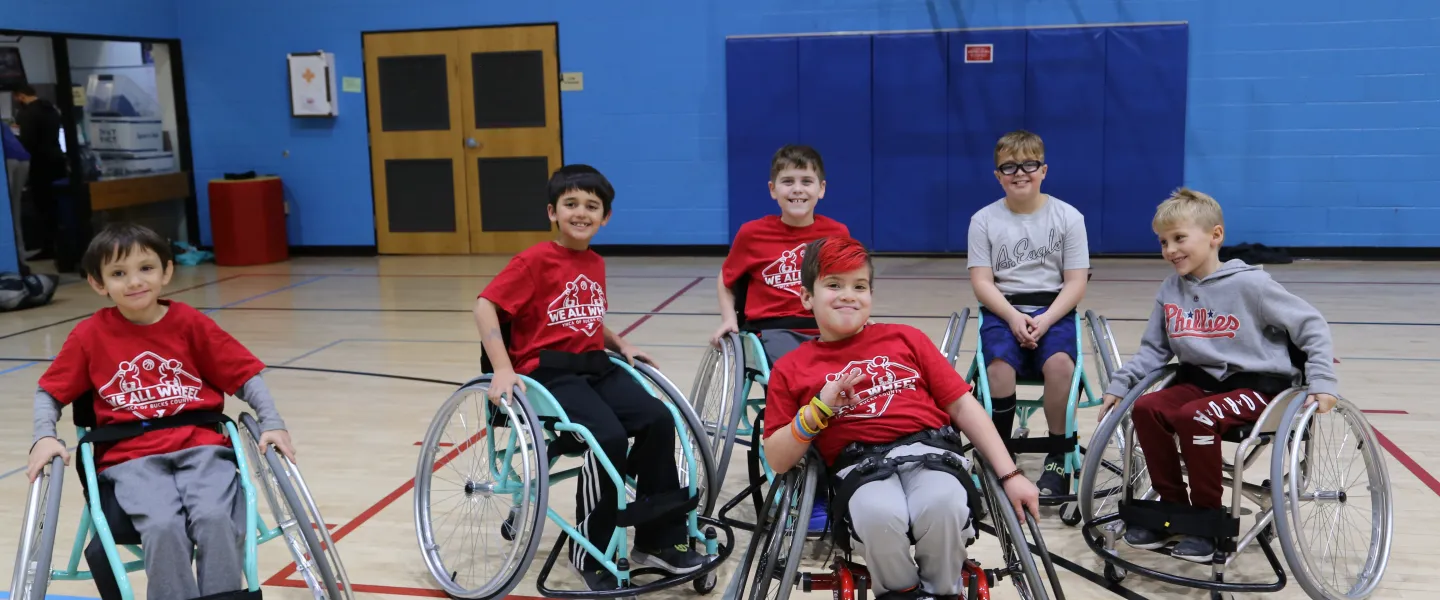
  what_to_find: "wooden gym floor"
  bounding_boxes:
[1,254,1435,599]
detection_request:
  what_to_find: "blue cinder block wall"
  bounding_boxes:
[167,1,1440,249]
[0,0,178,273]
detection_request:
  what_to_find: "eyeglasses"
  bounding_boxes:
[996,161,1044,175]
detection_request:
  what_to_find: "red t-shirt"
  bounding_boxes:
[38,301,267,472]
[763,323,972,465]
[721,215,850,326]
[479,241,608,375]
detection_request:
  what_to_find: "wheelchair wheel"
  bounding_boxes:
[629,359,720,517]
[1271,395,1394,600]
[10,455,64,600]
[733,456,818,600]
[1076,368,1173,583]
[689,333,747,483]
[1083,310,1121,389]
[940,308,970,368]
[239,413,348,600]
[414,379,549,600]
[973,451,1062,600]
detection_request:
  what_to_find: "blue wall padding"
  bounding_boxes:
[724,24,1189,254]
[946,29,1029,252]
[798,36,874,247]
[1024,27,1108,254]
[725,37,800,240]
[1102,24,1190,252]
[870,33,950,252]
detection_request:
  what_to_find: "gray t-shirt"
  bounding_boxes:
[967,195,1090,309]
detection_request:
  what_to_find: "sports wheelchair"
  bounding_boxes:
[690,280,970,528]
[412,339,733,600]
[963,295,1120,524]
[12,394,350,600]
[725,432,1067,600]
[1075,339,1395,599]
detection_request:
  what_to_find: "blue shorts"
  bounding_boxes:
[979,306,1078,381]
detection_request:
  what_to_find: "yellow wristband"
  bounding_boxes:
[805,405,827,432]
[811,396,835,417]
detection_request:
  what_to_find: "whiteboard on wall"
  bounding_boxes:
[287,51,337,117]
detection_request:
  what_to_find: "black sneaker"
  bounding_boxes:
[1171,536,1215,563]
[631,542,708,575]
[570,562,623,592]
[1036,453,1069,497]
[1123,526,1173,550]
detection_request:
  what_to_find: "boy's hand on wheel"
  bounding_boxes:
[1305,393,1338,414]
[1099,393,1122,423]
[488,370,523,407]
[26,437,68,483]
[259,429,298,464]
[1004,476,1041,523]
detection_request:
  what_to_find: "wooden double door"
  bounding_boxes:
[364,24,562,254]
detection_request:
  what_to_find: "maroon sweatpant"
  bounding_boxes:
[1131,383,1272,509]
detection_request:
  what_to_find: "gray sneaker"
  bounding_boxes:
[1123,526,1173,550]
[1171,536,1215,563]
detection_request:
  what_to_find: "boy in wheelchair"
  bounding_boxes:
[714,144,851,530]
[25,223,297,600]
[1098,188,1340,563]
[474,164,707,591]
[761,236,1040,600]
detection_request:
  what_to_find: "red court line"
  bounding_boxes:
[1372,426,1440,498]
[618,276,705,337]
[1362,409,1409,415]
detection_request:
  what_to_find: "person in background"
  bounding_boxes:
[14,85,67,261]
[2,119,30,270]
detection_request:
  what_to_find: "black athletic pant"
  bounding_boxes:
[531,363,686,571]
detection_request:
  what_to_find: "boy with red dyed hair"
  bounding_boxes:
[715,144,850,529]
[762,236,1039,600]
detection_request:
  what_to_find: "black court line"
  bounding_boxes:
[189,305,1440,328]
[0,275,245,341]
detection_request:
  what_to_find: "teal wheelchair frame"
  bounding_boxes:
[12,407,349,600]
[413,352,733,600]
[964,308,1117,524]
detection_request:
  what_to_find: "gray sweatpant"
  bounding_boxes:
[99,444,246,600]
[837,442,974,596]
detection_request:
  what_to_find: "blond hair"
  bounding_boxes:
[1153,187,1224,232]
[994,130,1045,164]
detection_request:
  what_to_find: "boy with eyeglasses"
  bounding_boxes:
[966,130,1091,500]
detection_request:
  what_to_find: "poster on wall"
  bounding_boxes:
[287,51,338,117]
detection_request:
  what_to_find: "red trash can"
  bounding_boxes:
[208,176,288,266]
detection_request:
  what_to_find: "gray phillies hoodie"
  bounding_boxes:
[1104,259,1339,399]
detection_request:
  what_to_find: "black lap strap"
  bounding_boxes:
[1120,498,1241,547]
[536,349,615,377]
[827,427,982,554]
[615,487,700,528]
[78,411,233,446]
[1177,363,1293,397]
[740,316,819,332]
[1004,292,1059,307]
[1004,432,1079,455]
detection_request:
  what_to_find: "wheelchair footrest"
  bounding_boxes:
[616,488,700,528]
[1003,432,1078,455]
[1119,499,1240,541]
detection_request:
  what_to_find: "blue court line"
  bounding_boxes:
[201,275,329,314]
[0,360,40,376]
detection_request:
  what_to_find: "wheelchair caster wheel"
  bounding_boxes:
[1104,563,1126,584]
[1060,502,1081,526]
[694,572,717,594]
